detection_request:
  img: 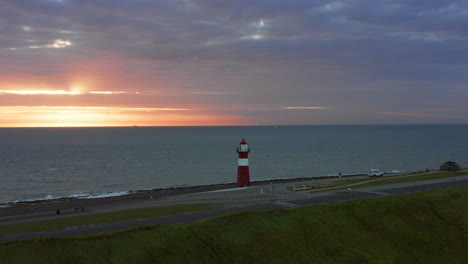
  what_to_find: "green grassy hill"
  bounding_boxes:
[1,186,467,263]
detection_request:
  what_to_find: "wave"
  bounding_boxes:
[76,191,130,199]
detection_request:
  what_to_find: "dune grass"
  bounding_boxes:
[1,186,467,263]
[0,204,216,236]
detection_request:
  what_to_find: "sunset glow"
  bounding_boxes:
[0,106,249,127]
[0,90,83,95]
[0,90,131,95]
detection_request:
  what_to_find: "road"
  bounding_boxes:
[1,175,467,243]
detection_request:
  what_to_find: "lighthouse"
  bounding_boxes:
[236,138,250,187]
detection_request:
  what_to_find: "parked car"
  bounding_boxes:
[439,161,460,171]
[368,169,384,177]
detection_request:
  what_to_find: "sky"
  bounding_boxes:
[1,0,468,127]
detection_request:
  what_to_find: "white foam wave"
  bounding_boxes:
[3,191,130,204]
[77,191,130,199]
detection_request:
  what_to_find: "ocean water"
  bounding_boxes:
[0,125,467,202]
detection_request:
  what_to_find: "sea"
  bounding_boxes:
[1,125,467,203]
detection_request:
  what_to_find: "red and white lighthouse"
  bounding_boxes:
[236,138,250,187]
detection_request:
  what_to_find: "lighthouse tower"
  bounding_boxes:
[236,138,250,187]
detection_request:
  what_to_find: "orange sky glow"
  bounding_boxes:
[0,106,251,127]
[0,56,254,127]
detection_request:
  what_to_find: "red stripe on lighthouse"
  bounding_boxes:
[238,152,248,159]
[237,138,250,187]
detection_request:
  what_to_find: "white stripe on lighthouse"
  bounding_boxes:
[238,159,249,166]
[238,145,249,152]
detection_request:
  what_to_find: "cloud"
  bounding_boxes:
[49,39,71,48]
[190,91,224,95]
[2,0,467,66]
[87,91,128,94]
[283,107,329,110]
[1,0,468,125]
[377,112,436,117]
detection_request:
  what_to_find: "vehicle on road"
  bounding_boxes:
[368,169,384,177]
[440,161,460,171]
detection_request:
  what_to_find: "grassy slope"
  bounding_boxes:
[298,171,468,192]
[0,204,215,236]
[1,186,467,264]
[355,171,467,188]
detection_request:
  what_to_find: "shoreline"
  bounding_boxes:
[1,169,463,225]
[1,173,370,208]
[5,166,450,209]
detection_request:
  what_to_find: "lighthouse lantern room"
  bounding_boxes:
[236,138,250,187]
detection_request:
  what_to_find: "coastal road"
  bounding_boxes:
[1,175,468,243]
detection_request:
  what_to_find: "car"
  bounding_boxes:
[368,169,384,177]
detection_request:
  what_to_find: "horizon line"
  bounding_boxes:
[1,123,467,129]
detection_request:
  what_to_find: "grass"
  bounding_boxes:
[1,186,467,263]
[291,178,370,190]
[290,171,467,192]
[0,204,216,236]
[354,171,467,188]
